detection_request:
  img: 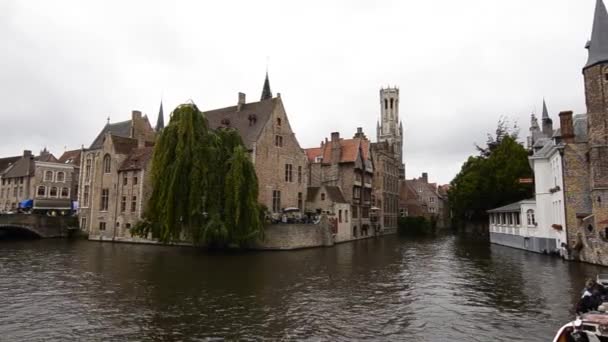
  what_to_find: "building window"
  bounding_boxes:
[345,210,349,222]
[103,154,111,173]
[56,172,65,182]
[298,166,302,183]
[285,164,293,182]
[272,190,281,213]
[384,99,388,110]
[429,197,435,203]
[123,175,128,186]
[83,185,90,207]
[526,209,536,226]
[100,188,109,211]
[37,186,45,197]
[297,192,303,210]
[126,223,131,229]
[352,206,358,218]
[353,187,361,199]
[362,207,369,218]
[353,225,358,237]
[50,187,58,197]
[85,158,92,181]
[515,214,521,226]
[18,187,23,197]
[131,196,137,212]
[121,196,126,212]
[99,222,106,231]
[133,176,138,185]
[339,210,342,223]
[44,171,53,182]
[321,193,325,201]
[61,187,69,198]
[508,213,513,225]
[275,135,283,147]
[277,118,281,126]
[12,187,17,197]
[80,217,87,230]
[587,224,594,233]
[390,98,394,109]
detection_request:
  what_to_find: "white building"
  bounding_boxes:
[528,137,567,252]
[487,199,557,253]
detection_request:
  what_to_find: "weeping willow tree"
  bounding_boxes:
[132,103,263,247]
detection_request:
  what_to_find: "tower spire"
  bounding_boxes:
[261,72,272,101]
[156,101,165,132]
[585,0,608,69]
[542,98,549,119]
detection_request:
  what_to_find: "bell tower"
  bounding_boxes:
[583,0,608,224]
[377,86,405,179]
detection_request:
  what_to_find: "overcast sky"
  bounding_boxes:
[0,0,597,184]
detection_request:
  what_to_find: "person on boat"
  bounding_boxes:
[576,280,603,314]
[568,318,602,342]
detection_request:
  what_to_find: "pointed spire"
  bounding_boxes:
[542,99,549,119]
[156,101,165,132]
[585,0,608,69]
[261,72,272,101]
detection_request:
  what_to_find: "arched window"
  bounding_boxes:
[384,99,388,110]
[56,172,65,182]
[277,117,281,126]
[37,186,46,197]
[50,187,58,197]
[103,154,111,173]
[321,193,325,201]
[85,158,92,181]
[61,187,69,198]
[390,98,394,109]
[44,171,53,182]
[526,209,536,226]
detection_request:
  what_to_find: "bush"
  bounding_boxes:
[398,216,434,236]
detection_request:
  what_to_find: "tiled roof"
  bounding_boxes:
[35,153,58,163]
[2,156,35,178]
[203,98,277,150]
[305,147,323,163]
[119,147,154,171]
[58,150,82,167]
[0,156,20,174]
[320,138,370,164]
[111,135,138,155]
[90,120,132,149]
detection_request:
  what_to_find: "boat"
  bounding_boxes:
[553,316,607,341]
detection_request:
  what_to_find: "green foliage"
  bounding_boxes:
[449,119,533,224]
[398,216,435,236]
[132,103,262,247]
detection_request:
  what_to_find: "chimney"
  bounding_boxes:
[132,110,142,121]
[330,132,341,164]
[422,172,428,183]
[237,92,246,112]
[23,150,32,158]
[277,92,281,98]
[559,111,575,143]
[354,127,367,139]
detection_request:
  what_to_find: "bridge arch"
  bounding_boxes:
[0,224,44,238]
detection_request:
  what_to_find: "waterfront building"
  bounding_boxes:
[305,128,375,240]
[202,73,309,217]
[0,149,76,213]
[58,149,81,204]
[402,173,449,228]
[527,101,567,253]
[370,141,400,234]
[555,0,608,265]
[78,110,157,240]
[305,185,351,242]
[487,199,556,253]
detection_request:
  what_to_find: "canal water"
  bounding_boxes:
[0,234,604,341]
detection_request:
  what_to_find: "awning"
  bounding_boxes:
[18,199,33,209]
[34,198,71,210]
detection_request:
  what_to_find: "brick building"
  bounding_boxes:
[0,149,76,214]
[371,140,400,234]
[203,74,309,217]
[557,0,608,265]
[305,185,351,242]
[78,110,157,240]
[402,173,449,228]
[305,128,375,239]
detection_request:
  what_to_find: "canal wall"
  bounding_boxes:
[251,222,334,250]
[490,232,557,254]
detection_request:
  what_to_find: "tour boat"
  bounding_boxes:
[552,315,608,341]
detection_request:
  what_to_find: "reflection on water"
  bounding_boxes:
[0,234,603,341]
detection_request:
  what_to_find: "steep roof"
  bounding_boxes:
[305,147,323,163]
[156,101,165,131]
[90,120,132,149]
[542,99,550,120]
[320,138,370,164]
[261,72,272,101]
[119,147,154,171]
[586,0,608,69]
[35,152,57,163]
[2,156,35,178]
[58,149,81,167]
[0,156,20,174]
[111,135,139,155]
[306,186,347,203]
[203,98,277,150]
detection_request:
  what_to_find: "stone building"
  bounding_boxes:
[305,185,351,242]
[557,0,608,265]
[305,128,375,240]
[371,140,400,234]
[203,74,309,217]
[403,173,449,228]
[0,149,76,213]
[78,110,157,240]
[58,149,82,203]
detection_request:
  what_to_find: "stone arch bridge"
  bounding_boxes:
[0,214,78,238]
